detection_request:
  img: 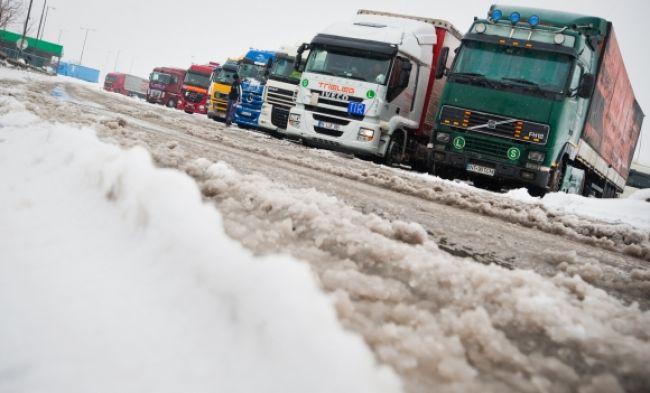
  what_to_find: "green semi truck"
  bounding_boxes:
[429,5,644,197]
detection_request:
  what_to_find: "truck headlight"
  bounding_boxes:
[528,151,546,163]
[358,128,375,142]
[436,132,451,143]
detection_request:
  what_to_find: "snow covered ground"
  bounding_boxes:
[0,82,400,392]
[2,67,650,393]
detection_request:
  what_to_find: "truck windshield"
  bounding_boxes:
[150,72,173,85]
[452,42,573,94]
[239,63,268,83]
[305,46,392,85]
[212,68,238,85]
[270,57,301,84]
[184,71,211,88]
[105,74,118,82]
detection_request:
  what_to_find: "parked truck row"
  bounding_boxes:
[102,5,644,199]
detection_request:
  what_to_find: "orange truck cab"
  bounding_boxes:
[177,63,219,114]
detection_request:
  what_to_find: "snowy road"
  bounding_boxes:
[2,71,650,393]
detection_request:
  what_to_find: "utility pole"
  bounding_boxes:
[19,0,35,58]
[36,0,46,41]
[79,27,95,65]
[113,50,120,71]
[39,6,55,40]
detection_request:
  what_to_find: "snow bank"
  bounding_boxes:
[0,94,401,393]
[506,188,650,231]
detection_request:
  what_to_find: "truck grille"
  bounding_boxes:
[271,106,290,129]
[267,86,296,108]
[314,126,344,137]
[305,105,364,122]
[464,135,511,160]
[185,91,204,103]
[440,105,549,145]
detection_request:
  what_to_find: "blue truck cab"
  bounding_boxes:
[234,49,277,128]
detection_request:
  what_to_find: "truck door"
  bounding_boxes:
[381,57,414,123]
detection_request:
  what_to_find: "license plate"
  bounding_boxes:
[317,121,341,131]
[467,163,495,177]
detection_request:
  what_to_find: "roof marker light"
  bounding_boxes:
[528,15,540,27]
[510,12,521,24]
[491,9,503,21]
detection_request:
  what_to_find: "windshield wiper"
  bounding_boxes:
[450,72,496,88]
[500,78,557,96]
[311,70,336,76]
[337,73,367,82]
[501,78,540,87]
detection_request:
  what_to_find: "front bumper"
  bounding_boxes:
[234,106,262,127]
[286,109,382,157]
[432,149,552,189]
[208,99,228,119]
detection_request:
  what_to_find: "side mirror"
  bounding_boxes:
[435,47,450,80]
[578,73,596,98]
[149,73,153,81]
[296,43,310,72]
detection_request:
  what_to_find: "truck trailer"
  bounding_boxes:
[147,66,186,108]
[430,5,644,198]
[285,9,462,170]
[103,72,148,99]
[259,46,304,134]
[177,63,219,114]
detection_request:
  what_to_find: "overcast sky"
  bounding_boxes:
[13,0,650,164]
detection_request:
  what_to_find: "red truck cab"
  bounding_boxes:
[104,72,148,99]
[177,63,219,114]
[147,67,187,108]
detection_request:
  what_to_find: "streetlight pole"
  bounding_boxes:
[113,50,120,71]
[39,6,55,41]
[18,0,35,58]
[79,27,95,65]
[36,0,46,41]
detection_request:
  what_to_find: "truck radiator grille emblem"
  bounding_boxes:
[440,105,549,145]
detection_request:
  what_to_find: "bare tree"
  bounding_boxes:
[0,0,24,30]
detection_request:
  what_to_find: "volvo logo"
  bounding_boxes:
[487,120,497,129]
[246,93,254,103]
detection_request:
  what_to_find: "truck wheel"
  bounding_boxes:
[166,99,176,108]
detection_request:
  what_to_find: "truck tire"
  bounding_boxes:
[166,99,176,108]
[384,138,402,167]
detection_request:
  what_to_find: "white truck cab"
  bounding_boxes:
[286,10,461,169]
[259,46,304,134]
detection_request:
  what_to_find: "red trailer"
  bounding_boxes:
[583,29,644,189]
[177,63,219,114]
[104,72,148,99]
[147,67,187,108]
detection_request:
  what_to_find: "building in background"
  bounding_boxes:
[0,29,63,72]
